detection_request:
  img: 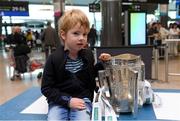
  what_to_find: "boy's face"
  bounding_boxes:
[61,23,88,53]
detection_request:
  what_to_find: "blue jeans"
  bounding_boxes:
[47,98,92,121]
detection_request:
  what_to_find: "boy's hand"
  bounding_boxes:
[69,98,86,110]
[99,53,111,61]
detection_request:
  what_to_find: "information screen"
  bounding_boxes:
[129,12,146,45]
[0,1,29,16]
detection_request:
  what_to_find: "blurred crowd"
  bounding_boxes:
[2,26,44,52]
[147,22,180,45]
[147,21,180,56]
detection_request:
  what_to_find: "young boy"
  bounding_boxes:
[41,9,111,121]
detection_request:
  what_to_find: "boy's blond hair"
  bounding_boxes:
[58,9,90,44]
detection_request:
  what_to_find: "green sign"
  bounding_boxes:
[89,3,100,12]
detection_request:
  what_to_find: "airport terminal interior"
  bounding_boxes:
[1,0,180,120]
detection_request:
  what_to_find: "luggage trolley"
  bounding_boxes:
[8,46,44,81]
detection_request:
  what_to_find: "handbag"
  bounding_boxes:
[91,87,117,121]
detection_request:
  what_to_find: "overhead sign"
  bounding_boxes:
[0,1,29,16]
[89,3,100,12]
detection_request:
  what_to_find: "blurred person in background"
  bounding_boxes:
[42,21,58,60]
[11,26,30,80]
[88,24,97,47]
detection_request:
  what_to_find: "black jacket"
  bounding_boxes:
[41,46,103,107]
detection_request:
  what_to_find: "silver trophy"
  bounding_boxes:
[98,53,145,117]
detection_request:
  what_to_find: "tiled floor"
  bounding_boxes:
[0,48,44,105]
[0,47,180,105]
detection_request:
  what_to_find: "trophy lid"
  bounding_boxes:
[113,53,140,61]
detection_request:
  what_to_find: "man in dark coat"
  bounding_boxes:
[88,24,97,47]
[42,21,58,60]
